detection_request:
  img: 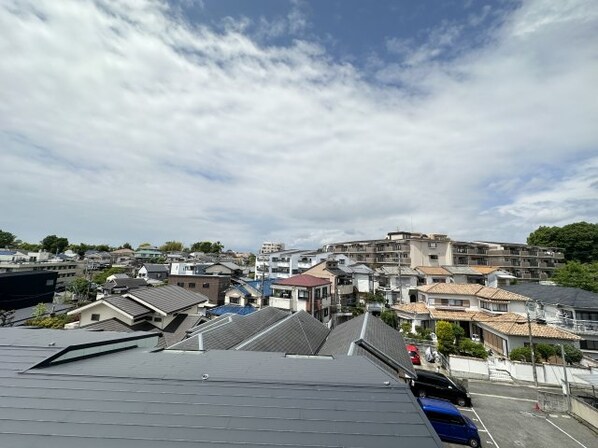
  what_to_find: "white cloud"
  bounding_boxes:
[0,0,596,251]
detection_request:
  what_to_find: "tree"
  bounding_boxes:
[160,241,184,252]
[552,261,598,293]
[138,242,153,249]
[26,314,76,329]
[380,309,398,329]
[0,230,17,248]
[67,277,95,301]
[93,267,125,284]
[41,235,69,254]
[436,321,457,355]
[458,338,488,360]
[509,346,533,362]
[18,242,41,251]
[364,291,385,303]
[451,323,465,346]
[210,241,224,253]
[121,242,132,250]
[69,243,93,258]
[190,241,224,253]
[32,303,48,319]
[527,222,598,263]
[560,344,583,364]
[535,343,557,362]
[95,244,111,252]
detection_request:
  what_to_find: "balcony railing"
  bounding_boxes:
[554,317,598,335]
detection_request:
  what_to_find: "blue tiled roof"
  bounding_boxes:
[246,279,274,297]
[209,304,257,316]
[0,250,16,256]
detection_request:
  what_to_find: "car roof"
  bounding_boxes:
[406,344,419,350]
[418,397,460,414]
[415,369,447,380]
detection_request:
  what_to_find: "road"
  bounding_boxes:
[443,381,598,448]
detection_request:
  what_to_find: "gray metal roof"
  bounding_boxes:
[319,313,417,378]
[0,329,442,448]
[502,283,598,309]
[82,318,159,333]
[126,285,208,314]
[103,277,148,289]
[103,295,152,318]
[377,266,420,276]
[234,311,330,355]
[142,263,169,272]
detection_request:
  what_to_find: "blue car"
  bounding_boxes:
[419,397,481,447]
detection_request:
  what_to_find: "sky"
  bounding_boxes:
[1,0,597,252]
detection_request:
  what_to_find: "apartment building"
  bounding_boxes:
[452,241,565,281]
[259,241,285,254]
[256,250,354,280]
[326,230,565,282]
[0,250,78,288]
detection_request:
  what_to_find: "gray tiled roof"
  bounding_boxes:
[200,307,289,350]
[234,311,330,355]
[319,313,416,378]
[126,285,208,314]
[503,283,598,309]
[81,318,158,333]
[142,263,169,272]
[442,265,482,275]
[0,329,442,448]
[103,278,148,289]
[103,295,152,318]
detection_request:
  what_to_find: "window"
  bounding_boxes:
[91,314,100,321]
[188,283,196,288]
[153,317,162,322]
[429,255,438,260]
[428,242,438,248]
[324,308,329,317]
[46,279,55,286]
[203,283,210,288]
[322,287,328,296]
[177,282,184,287]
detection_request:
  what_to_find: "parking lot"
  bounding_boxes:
[443,381,597,448]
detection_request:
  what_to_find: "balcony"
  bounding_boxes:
[336,284,354,295]
[555,317,598,335]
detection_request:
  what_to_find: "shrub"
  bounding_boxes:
[458,338,488,359]
[509,346,533,362]
[535,343,556,361]
[561,344,583,364]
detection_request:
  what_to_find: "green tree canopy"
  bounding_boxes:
[159,241,184,252]
[527,222,598,263]
[552,261,598,293]
[0,230,17,248]
[435,321,456,355]
[41,235,69,254]
[380,309,398,329]
[190,241,224,253]
[67,277,95,301]
[18,242,41,252]
[121,242,132,250]
[93,267,125,285]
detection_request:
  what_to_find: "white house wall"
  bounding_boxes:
[78,304,134,327]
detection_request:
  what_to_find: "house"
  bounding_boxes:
[102,277,148,295]
[503,283,598,358]
[0,327,443,447]
[168,274,230,305]
[224,278,274,308]
[319,312,417,379]
[255,249,353,280]
[137,263,169,281]
[84,250,111,268]
[68,285,208,330]
[392,283,581,357]
[270,274,332,323]
[375,265,420,305]
[134,247,163,261]
[415,266,452,285]
[204,261,243,277]
[110,247,135,263]
[350,263,375,295]
[303,259,355,306]
[0,254,78,289]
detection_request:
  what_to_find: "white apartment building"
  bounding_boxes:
[259,242,285,254]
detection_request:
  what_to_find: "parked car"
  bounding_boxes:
[419,397,481,447]
[406,344,421,365]
[410,369,471,407]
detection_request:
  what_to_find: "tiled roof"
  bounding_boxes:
[82,317,158,333]
[126,285,208,315]
[392,302,430,315]
[478,312,581,340]
[416,266,451,276]
[319,313,416,378]
[103,295,152,318]
[209,304,257,316]
[429,309,488,322]
[142,264,169,272]
[235,311,330,355]
[377,266,420,276]
[418,283,529,302]
[442,266,482,275]
[469,266,499,274]
[103,278,148,289]
[274,274,331,288]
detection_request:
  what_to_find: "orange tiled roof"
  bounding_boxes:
[416,266,451,276]
[418,283,484,295]
[469,266,499,274]
[476,287,529,302]
[392,302,430,314]
[429,309,489,321]
[477,312,580,340]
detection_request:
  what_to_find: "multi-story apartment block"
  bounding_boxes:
[270,274,331,324]
[256,250,354,280]
[0,250,78,288]
[326,230,565,283]
[259,242,285,254]
[452,241,565,281]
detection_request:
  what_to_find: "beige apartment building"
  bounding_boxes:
[326,231,565,282]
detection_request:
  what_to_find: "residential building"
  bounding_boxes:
[101,277,148,295]
[451,240,565,281]
[259,241,285,254]
[168,274,230,305]
[83,250,111,268]
[137,263,169,281]
[503,283,598,358]
[0,327,443,448]
[392,283,580,356]
[134,247,163,261]
[303,259,355,305]
[270,274,332,324]
[256,249,353,280]
[326,230,566,282]
[68,285,208,330]
[0,271,58,310]
[110,247,135,264]
[224,278,274,308]
[415,266,452,285]
[375,265,420,304]
[0,255,78,288]
[204,261,243,277]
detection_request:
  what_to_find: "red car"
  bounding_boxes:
[407,344,421,365]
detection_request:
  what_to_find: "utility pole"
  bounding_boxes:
[560,344,571,411]
[527,304,539,388]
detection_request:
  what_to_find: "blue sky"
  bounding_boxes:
[0,0,597,252]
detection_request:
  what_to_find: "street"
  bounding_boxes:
[443,381,597,448]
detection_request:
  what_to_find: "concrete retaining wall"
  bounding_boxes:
[449,355,489,380]
[571,397,598,430]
